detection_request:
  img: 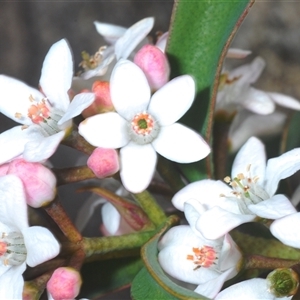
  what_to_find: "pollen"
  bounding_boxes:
[186,246,217,270]
[28,99,50,124]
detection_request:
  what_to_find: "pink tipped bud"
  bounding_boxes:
[7,159,56,208]
[47,267,82,300]
[134,44,170,91]
[82,81,113,118]
[87,148,119,178]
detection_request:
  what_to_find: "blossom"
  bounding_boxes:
[79,59,210,193]
[0,175,60,299]
[158,200,242,298]
[0,39,94,164]
[79,17,154,80]
[172,137,300,239]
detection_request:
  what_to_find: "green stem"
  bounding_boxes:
[52,166,96,185]
[132,190,167,227]
[245,255,299,270]
[83,231,155,258]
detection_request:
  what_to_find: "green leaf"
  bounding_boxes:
[281,111,300,153]
[166,0,254,180]
[131,215,207,299]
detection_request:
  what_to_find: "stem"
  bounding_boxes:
[83,231,155,258]
[132,190,167,227]
[62,126,95,155]
[245,254,299,270]
[44,197,83,243]
[53,166,96,185]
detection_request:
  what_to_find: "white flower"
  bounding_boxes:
[0,39,94,164]
[217,57,300,115]
[172,137,300,239]
[0,175,60,299]
[79,59,210,193]
[158,200,242,298]
[79,17,154,80]
[215,278,292,300]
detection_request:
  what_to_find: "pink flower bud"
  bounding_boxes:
[82,81,114,118]
[134,44,170,91]
[6,159,56,208]
[87,148,119,178]
[47,267,82,300]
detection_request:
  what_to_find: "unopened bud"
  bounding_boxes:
[47,267,82,300]
[87,147,119,178]
[266,268,299,297]
[82,81,113,118]
[134,44,170,91]
[7,159,56,208]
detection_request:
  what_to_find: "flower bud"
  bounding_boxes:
[266,268,299,297]
[82,81,113,118]
[47,267,82,300]
[22,282,40,300]
[7,159,56,208]
[134,44,170,91]
[87,147,119,178]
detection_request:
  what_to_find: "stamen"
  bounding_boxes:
[186,246,217,271]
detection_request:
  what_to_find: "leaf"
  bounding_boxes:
[131,215,207,299]
[166,0,255,180]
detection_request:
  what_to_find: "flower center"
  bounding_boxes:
[222,164,270,214]
[0,232,27,266]
[186,246,217,270]
[129,111,160,145]
[15,95,65,137]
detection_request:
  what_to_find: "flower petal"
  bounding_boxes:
[231,137,266,185]
[148,75,195,125]
[23,130,65,162]
[94,21,127,44]
[155,32,168,52]
[196,207,255,239]
[264,148,300,196]
[110,59,150,120]
[226,48,252,59]
[0,175,28,231]
[23,226,60,267]
[0,264,26,299]
[248,194,296,219]
[0,75,44,125]
[152,123,210,163]
[58,92,95,125]
[101,202,121,235]
[79,112,130,148]
[40,39,73,112]
[268,92,300,110]
[120,142,156,193]
[270,213,300,248]
[172,179,232,211]
[114,17,154,60]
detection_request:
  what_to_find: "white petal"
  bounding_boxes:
[0,75,44,125]
[184,201,205,232]
[58,93,95,125]
[23,226,60,267]
[155,32,168,52]
[0,175,28,231]
[40,39,73,112]
[270,213,300,248]
[243,87,275,115]
[264,148,300,196]
[0,264,26,299]
[152,123,210,163]
[231,137,266,185]
[110,59,150,120]
[23,131,65,162]
[197,207,255,239]
[101,202,121,235]
[268,92,300,110]
[171,179,231,211]
[94,21,127,44]
[120,142,156,193]
[114,17,154,60]
[215,278,275,300]
[248,194,296,219]
[79,112,130,148]
[291,184,300,206]
[226,48,252,59]
[148,75,195,126]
